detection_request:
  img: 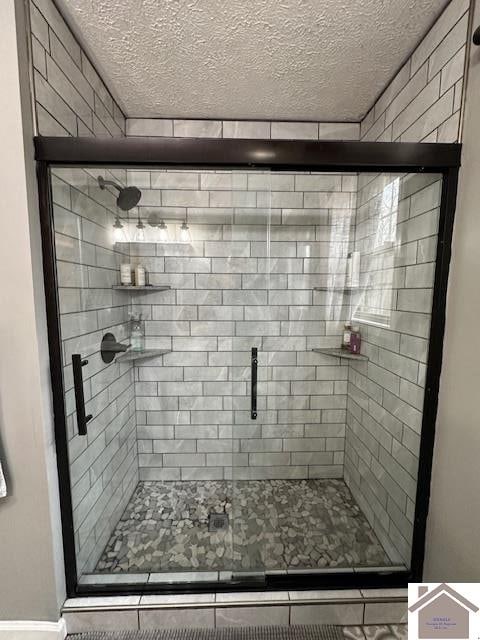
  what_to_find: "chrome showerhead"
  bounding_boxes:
[98,175,142,211]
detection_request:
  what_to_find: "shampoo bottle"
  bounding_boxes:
[342,321,352,350]
[349,325,362,354]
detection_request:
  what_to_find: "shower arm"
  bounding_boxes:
[99,179,121,192]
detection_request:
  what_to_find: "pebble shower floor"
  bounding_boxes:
[96,479,391,573]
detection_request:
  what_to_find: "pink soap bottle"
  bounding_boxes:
[349,325,361,354]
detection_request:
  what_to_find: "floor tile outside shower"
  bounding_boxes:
[344,626,407,640]
[96,479,392,574]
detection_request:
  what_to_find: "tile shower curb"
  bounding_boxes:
[62,590,408,633]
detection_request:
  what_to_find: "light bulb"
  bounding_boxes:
[158,220,170,243]
[134,218,145,242]
[179,221,192,244]
[112,216,127,243]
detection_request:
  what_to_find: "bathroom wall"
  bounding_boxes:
[425,0,480,580]
[29,0,125,136]
[121,169,357,481]
[361,0,469,143]
[0,0,65,620]
[52,167,138,575]
[344,172,441,564]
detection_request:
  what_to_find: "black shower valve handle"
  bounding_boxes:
[101,332,132,363]
[103,341,131,353]
[473,25,480,46]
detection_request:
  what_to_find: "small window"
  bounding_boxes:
[353,177,400,328]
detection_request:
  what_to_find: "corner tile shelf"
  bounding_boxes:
[116,349,171,363]
[313,287,360,293]
[113,285,171,291]
[312,348,368,361]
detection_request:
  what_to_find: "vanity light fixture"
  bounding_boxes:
[179,220,192,243]
[158,220,170,243]
[112,216,128,243]
[134,217,145,242]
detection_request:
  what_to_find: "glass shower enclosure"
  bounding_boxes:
[35,137,460,595]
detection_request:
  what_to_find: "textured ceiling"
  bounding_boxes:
[55,0,450,121]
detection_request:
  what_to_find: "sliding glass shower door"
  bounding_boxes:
[230,171,361,575]
[51,165,276,585]
[44,157,448,591]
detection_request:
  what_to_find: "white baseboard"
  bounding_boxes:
[0,618,66,639]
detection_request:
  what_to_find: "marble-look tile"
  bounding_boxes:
[63,610,138,633]
[140,594,215,605]
[148,572,218,583]
[363,624,408,640]
[215,591,289,603]
[139,607,214,629]
[389,624,408,640]
[343,626,366,640]
[63,596,140,609]
[79,573,149,584]
[364,602,408,624]
[271,122,318,140]
[222,121,271,139]
[173,120,222,138]
[360,589,408,599]
[126,119,173,136]
[290,603,364,625]
[215,605,289,627]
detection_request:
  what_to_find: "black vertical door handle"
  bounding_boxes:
[251,347,258,420]
[72,354,92,436]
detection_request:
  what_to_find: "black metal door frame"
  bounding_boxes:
[35,136,461,597]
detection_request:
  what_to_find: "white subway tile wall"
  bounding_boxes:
[360,0,469,143]
[344,172,441,564]
[53,168,137,574]
[126,119,360,141]
[29,0,125,136]
[120,169,358,481]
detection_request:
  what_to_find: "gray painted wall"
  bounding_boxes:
[0,0,64,621]
[424,0,480,580]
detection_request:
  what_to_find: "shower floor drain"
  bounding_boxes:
[208,513,229,532]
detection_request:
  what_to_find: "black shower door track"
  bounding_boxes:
[35,136,461,598]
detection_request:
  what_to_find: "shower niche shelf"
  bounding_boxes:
[116,349,171,363]
[112,285,171,292]
[312,348,368,361]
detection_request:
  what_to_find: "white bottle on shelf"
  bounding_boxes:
[351,251,360,288]
[135,264,146,287]
[345,253,353,287]
[120,263,132,285]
